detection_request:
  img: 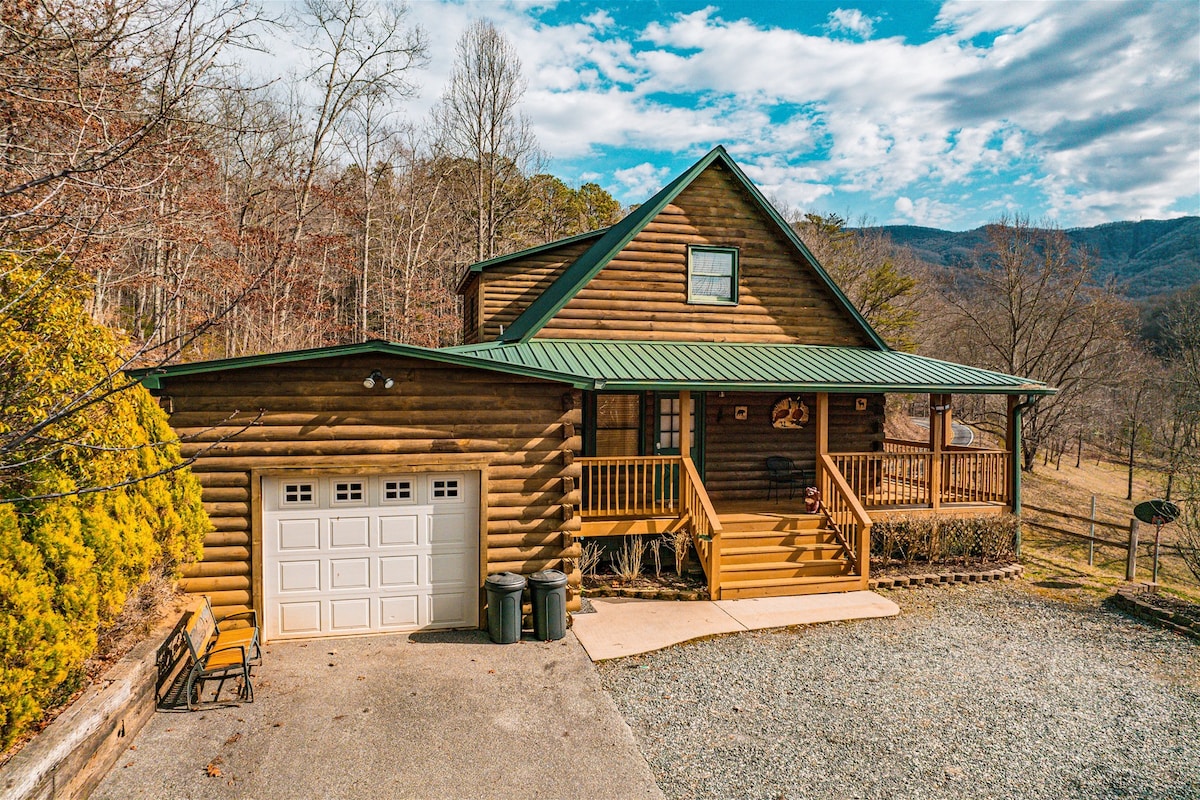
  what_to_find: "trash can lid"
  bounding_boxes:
[528,569,568,588]
[485,571,527,589]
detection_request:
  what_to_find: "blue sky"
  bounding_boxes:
[303,1,1200,230]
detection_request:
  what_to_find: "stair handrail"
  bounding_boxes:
[817,453,872,578]
[680,455,723,598]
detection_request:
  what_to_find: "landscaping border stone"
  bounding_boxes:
[0,618,179,800]
[1111,585,1200,641]
[869,563,1023,590]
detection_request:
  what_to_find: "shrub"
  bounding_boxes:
[0,251,209,750]
[871,514,1018,567]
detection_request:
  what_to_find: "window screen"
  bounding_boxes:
[594,394,641,457]
[688,247,737,304]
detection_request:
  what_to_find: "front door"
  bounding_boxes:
[654,393,703,465]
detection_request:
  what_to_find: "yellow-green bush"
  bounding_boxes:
[0,251,209,749]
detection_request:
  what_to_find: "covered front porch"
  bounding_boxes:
[579,390,1027,600]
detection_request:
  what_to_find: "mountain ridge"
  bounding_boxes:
[857,217,1199,298]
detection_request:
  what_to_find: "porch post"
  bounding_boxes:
[1007,394,1024,514]
[815,392,829,486]
[929,394,945,510]
[679,390,692,460]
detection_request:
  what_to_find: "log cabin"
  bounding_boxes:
[134,145,1054,642]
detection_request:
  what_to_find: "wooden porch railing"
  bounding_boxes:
[831,449,1011,508]
[579,456,723,596]
[579,455,679,517]
[817,454,871,582]
[680,455,723,598]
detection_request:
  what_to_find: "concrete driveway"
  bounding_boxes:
[93,630,662,800]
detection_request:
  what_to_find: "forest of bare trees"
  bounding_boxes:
[1,0,621,363]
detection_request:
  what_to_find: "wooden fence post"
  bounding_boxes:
[1088,495,1096,567]
[1126,518,1139,581]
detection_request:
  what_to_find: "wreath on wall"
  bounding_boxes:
[771,396,809,429]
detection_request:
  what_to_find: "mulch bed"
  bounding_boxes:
[582,571,709,600]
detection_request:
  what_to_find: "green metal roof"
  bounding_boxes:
[454,228,608,294]
[130,339,1054,396]
[496,145,888,350]
[128,340,596,391]
[447,340,1056,395]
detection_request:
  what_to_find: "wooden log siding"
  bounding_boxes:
[474,238,595,341]
[704,393,883,504]
[535,162,876,346]
[166,356,582,620]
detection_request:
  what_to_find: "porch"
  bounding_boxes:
[578,391,1020,600]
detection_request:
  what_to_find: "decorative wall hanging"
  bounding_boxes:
[734,406,748,420]
[771,396,809,429]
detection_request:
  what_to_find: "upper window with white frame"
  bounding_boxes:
[687,246,738,305]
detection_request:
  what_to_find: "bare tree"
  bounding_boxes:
[435,19,541,264]
[932,216,1133,470]
[795,214,922,350]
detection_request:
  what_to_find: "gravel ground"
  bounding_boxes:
[597,583,1200,800]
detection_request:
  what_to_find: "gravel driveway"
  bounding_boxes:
[597,583,1200,800]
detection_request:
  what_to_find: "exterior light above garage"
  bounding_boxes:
[363,370,395,389]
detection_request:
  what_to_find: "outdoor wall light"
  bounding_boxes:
[363,370,394,390]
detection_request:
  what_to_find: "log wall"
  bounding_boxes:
[163,355,583,622]
[536,161,874,345]
[703,392,883,503]
[473,238,595,342]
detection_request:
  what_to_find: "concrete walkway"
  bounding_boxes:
[571,590,900,660]
[93,630,662,800]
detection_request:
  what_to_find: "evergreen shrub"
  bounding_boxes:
[0,252,209,750]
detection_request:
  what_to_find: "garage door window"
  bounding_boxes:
[432,478,460,500]
[383,479,414,503]
[283,482,316,506]
[333,480,365,504]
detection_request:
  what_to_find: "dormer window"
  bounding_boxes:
[687,246,738,305]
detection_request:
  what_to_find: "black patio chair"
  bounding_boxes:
[766,456,805,502]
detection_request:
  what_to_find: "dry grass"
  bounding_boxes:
[1022,454,1199,603]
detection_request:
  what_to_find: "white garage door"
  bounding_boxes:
[261,473,479,641]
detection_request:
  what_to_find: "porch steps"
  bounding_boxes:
[715,510,858,599]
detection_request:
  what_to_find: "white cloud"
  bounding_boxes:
[891,195,958,227]
[327,1,1197,227]
[613,163,671,196]
[825,8,879,39]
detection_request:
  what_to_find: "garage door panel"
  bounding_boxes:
[379,554,419,588]
[278,560,321,593]
[330,598,372,631]
[380,595,420,628]
[379,515,419,546]
[278,519,320,551]
[330,557,371,590]
[430,552,468,585]
[279,602,323,636]
[430,512,469,545]
[429,592,470,626]
[330,517,370,548]
[263,473,479,641]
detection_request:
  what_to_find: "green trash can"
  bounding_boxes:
[528,569,568,641]
[485,572,526,644]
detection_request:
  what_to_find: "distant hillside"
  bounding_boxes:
[861,217,1199,298]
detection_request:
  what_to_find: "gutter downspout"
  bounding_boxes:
[1011,394,1042,556]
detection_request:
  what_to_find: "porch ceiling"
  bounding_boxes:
[446,339,1056,396]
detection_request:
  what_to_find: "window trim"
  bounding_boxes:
[686,245,739,306]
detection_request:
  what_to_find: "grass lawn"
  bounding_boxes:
[1021,453,1199,604]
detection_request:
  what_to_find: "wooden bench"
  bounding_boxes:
[182,596,260,710]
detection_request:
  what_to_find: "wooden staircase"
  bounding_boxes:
[716,511,863,599]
